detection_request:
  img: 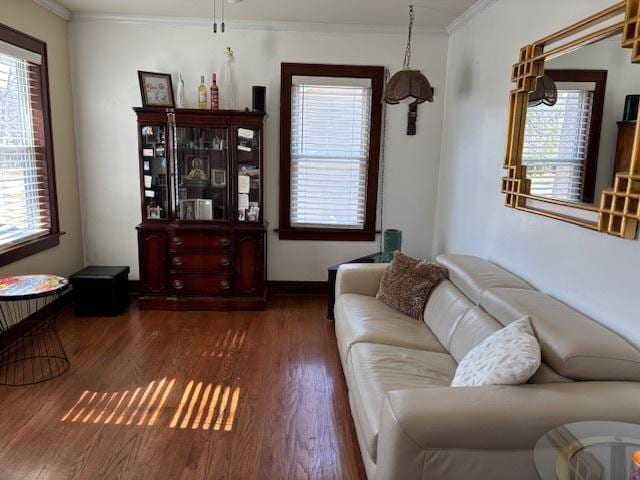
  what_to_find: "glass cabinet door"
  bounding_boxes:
[236,127,261,223]
[140,125,168,220]
[175,127,229,221]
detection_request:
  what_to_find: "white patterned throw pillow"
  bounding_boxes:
[451,317,541,387]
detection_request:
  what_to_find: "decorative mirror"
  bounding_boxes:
[503,0,640,239]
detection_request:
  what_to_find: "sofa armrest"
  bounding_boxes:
[376,382,640,480]
[335,263,389,298]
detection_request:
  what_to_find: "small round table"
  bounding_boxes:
[534,421,640,480]
[0,275,70,386]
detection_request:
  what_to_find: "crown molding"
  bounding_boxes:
[32,0,71,21]
[70,12,447,36]
[446,0,499,35]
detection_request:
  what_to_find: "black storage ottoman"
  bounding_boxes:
[69,266,130,316]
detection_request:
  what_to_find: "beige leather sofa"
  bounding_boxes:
[334,254,640,480]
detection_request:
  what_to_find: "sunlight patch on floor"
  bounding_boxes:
[201,328,247,358]
[60,378,240,432]
[170,381,240,432]
[61,378,175,427]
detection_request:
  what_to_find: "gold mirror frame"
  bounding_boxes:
[502,0,640,239]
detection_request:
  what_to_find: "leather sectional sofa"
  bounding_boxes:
[334,254,640,480]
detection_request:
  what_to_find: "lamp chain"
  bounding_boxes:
[213,0,217,33]
[403,5,415,70]
[379,68,391,254]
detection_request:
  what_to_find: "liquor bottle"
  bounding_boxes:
[210,73,219,110]
[198,75,207,109]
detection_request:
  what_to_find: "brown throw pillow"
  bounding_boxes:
[376,252,449,319]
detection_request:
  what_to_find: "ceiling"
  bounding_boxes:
[54,0,478,30]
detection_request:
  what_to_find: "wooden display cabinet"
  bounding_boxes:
[134,107,266,310]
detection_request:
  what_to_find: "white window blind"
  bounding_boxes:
[290,82,372,229]
[0,44,50,251]
[523,88,594,201]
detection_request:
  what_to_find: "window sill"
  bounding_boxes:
[278,228,378,242]
[0,233,63,268]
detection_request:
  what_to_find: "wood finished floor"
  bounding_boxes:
[0,297,366,480]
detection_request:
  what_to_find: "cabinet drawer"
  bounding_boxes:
[170,274,232,296]
[170,231,231,250]
[170,252,231,272]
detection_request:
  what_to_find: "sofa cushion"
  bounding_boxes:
[528,363,573,384]
[334,294,446,364]
[347,393,377,480]
[436,254,532,304]
[446,306,572,383]
[376,252,449,319]
[423,280,474,350]
[448,306,502,363]
[451,317,541,387]
[480,288,640,381]
[348,343,457,461]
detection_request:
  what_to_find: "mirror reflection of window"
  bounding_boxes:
[523,79,598,202]
[521,33,640,206]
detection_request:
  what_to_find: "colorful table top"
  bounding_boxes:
[0,275,69,300]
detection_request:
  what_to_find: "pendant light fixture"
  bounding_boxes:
[528,74,558,107]
[213,0,218,33]
[213,0,243,34]
[384,5,434,105]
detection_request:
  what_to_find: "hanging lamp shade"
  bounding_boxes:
[383,5,434,105]
[528,74,557,107]
[384,70,434,104]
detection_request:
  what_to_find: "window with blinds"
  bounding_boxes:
[523,88,595,201]
[290,82,372,229]
[0,38,52,252]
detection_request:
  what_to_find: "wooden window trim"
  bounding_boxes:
[545,69,607,204]
[279,63,384,242]
[0,22,60,267]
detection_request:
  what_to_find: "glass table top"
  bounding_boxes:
[535,421,640,480]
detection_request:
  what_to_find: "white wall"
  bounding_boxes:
[435,0,640,347]
[69,19,448,281]
[0,0,84,278]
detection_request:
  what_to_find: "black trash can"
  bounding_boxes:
[69,266,130,316]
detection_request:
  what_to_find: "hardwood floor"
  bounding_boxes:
[0,297,366,480]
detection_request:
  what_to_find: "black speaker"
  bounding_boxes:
[623,94,640,122]
[252,86,266,113]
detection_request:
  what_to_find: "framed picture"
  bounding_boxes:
[146,204,162,219]
[211,169,227,187]
[247,205,260,222]
[196,199,213,220]
[179,199,196,220]
[138,71,175,108]
[183,156,209,185]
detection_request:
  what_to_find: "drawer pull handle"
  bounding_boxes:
[173,280,184,290]
[173,257,183,266]
[220,257,230,267]
[220,237,230,247]
[220,280,231,290]
[173,236,183,246]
